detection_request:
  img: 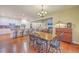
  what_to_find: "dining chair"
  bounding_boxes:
[41,39,48,53]
[35,37,42,52]
[49,32,64,53]
[36,38,48,53]
[29,34,37,48]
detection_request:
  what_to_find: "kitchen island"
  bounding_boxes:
[0,29,11,40]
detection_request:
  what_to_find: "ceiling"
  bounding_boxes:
[0,5,77,21]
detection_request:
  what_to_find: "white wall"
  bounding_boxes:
[51,7,79,44]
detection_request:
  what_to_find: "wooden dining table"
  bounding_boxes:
[35,32,56,41]
[35,32,56,52]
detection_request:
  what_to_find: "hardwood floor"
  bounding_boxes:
[61,42,79,53]
[0,36,29,53]
[0,35,79,53]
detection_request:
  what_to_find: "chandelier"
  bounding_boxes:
[37,5,48,17]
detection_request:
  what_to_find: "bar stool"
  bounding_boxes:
[21,29,24,37]
[49,32,64,53]
[25,30,29,36]
[13,29,17,39]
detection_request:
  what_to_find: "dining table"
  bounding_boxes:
[35,32,56,41]
[35,32,56,52]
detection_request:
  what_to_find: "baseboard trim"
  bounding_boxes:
[72,41,79,45]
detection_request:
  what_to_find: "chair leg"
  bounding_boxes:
[37,45,41,53]
[49,47,61,53]
[58,48,61,53]
[56,48,61,53]
[49,47,56,53]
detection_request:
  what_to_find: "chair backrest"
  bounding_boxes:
[59,32,64,41]
[30,35,35,41]
[50,38,60,49]
[36,37,47,45]
[36,38,42,45]
[41,39,47,46]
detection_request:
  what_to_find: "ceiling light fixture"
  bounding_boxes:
[37,5,48,17]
